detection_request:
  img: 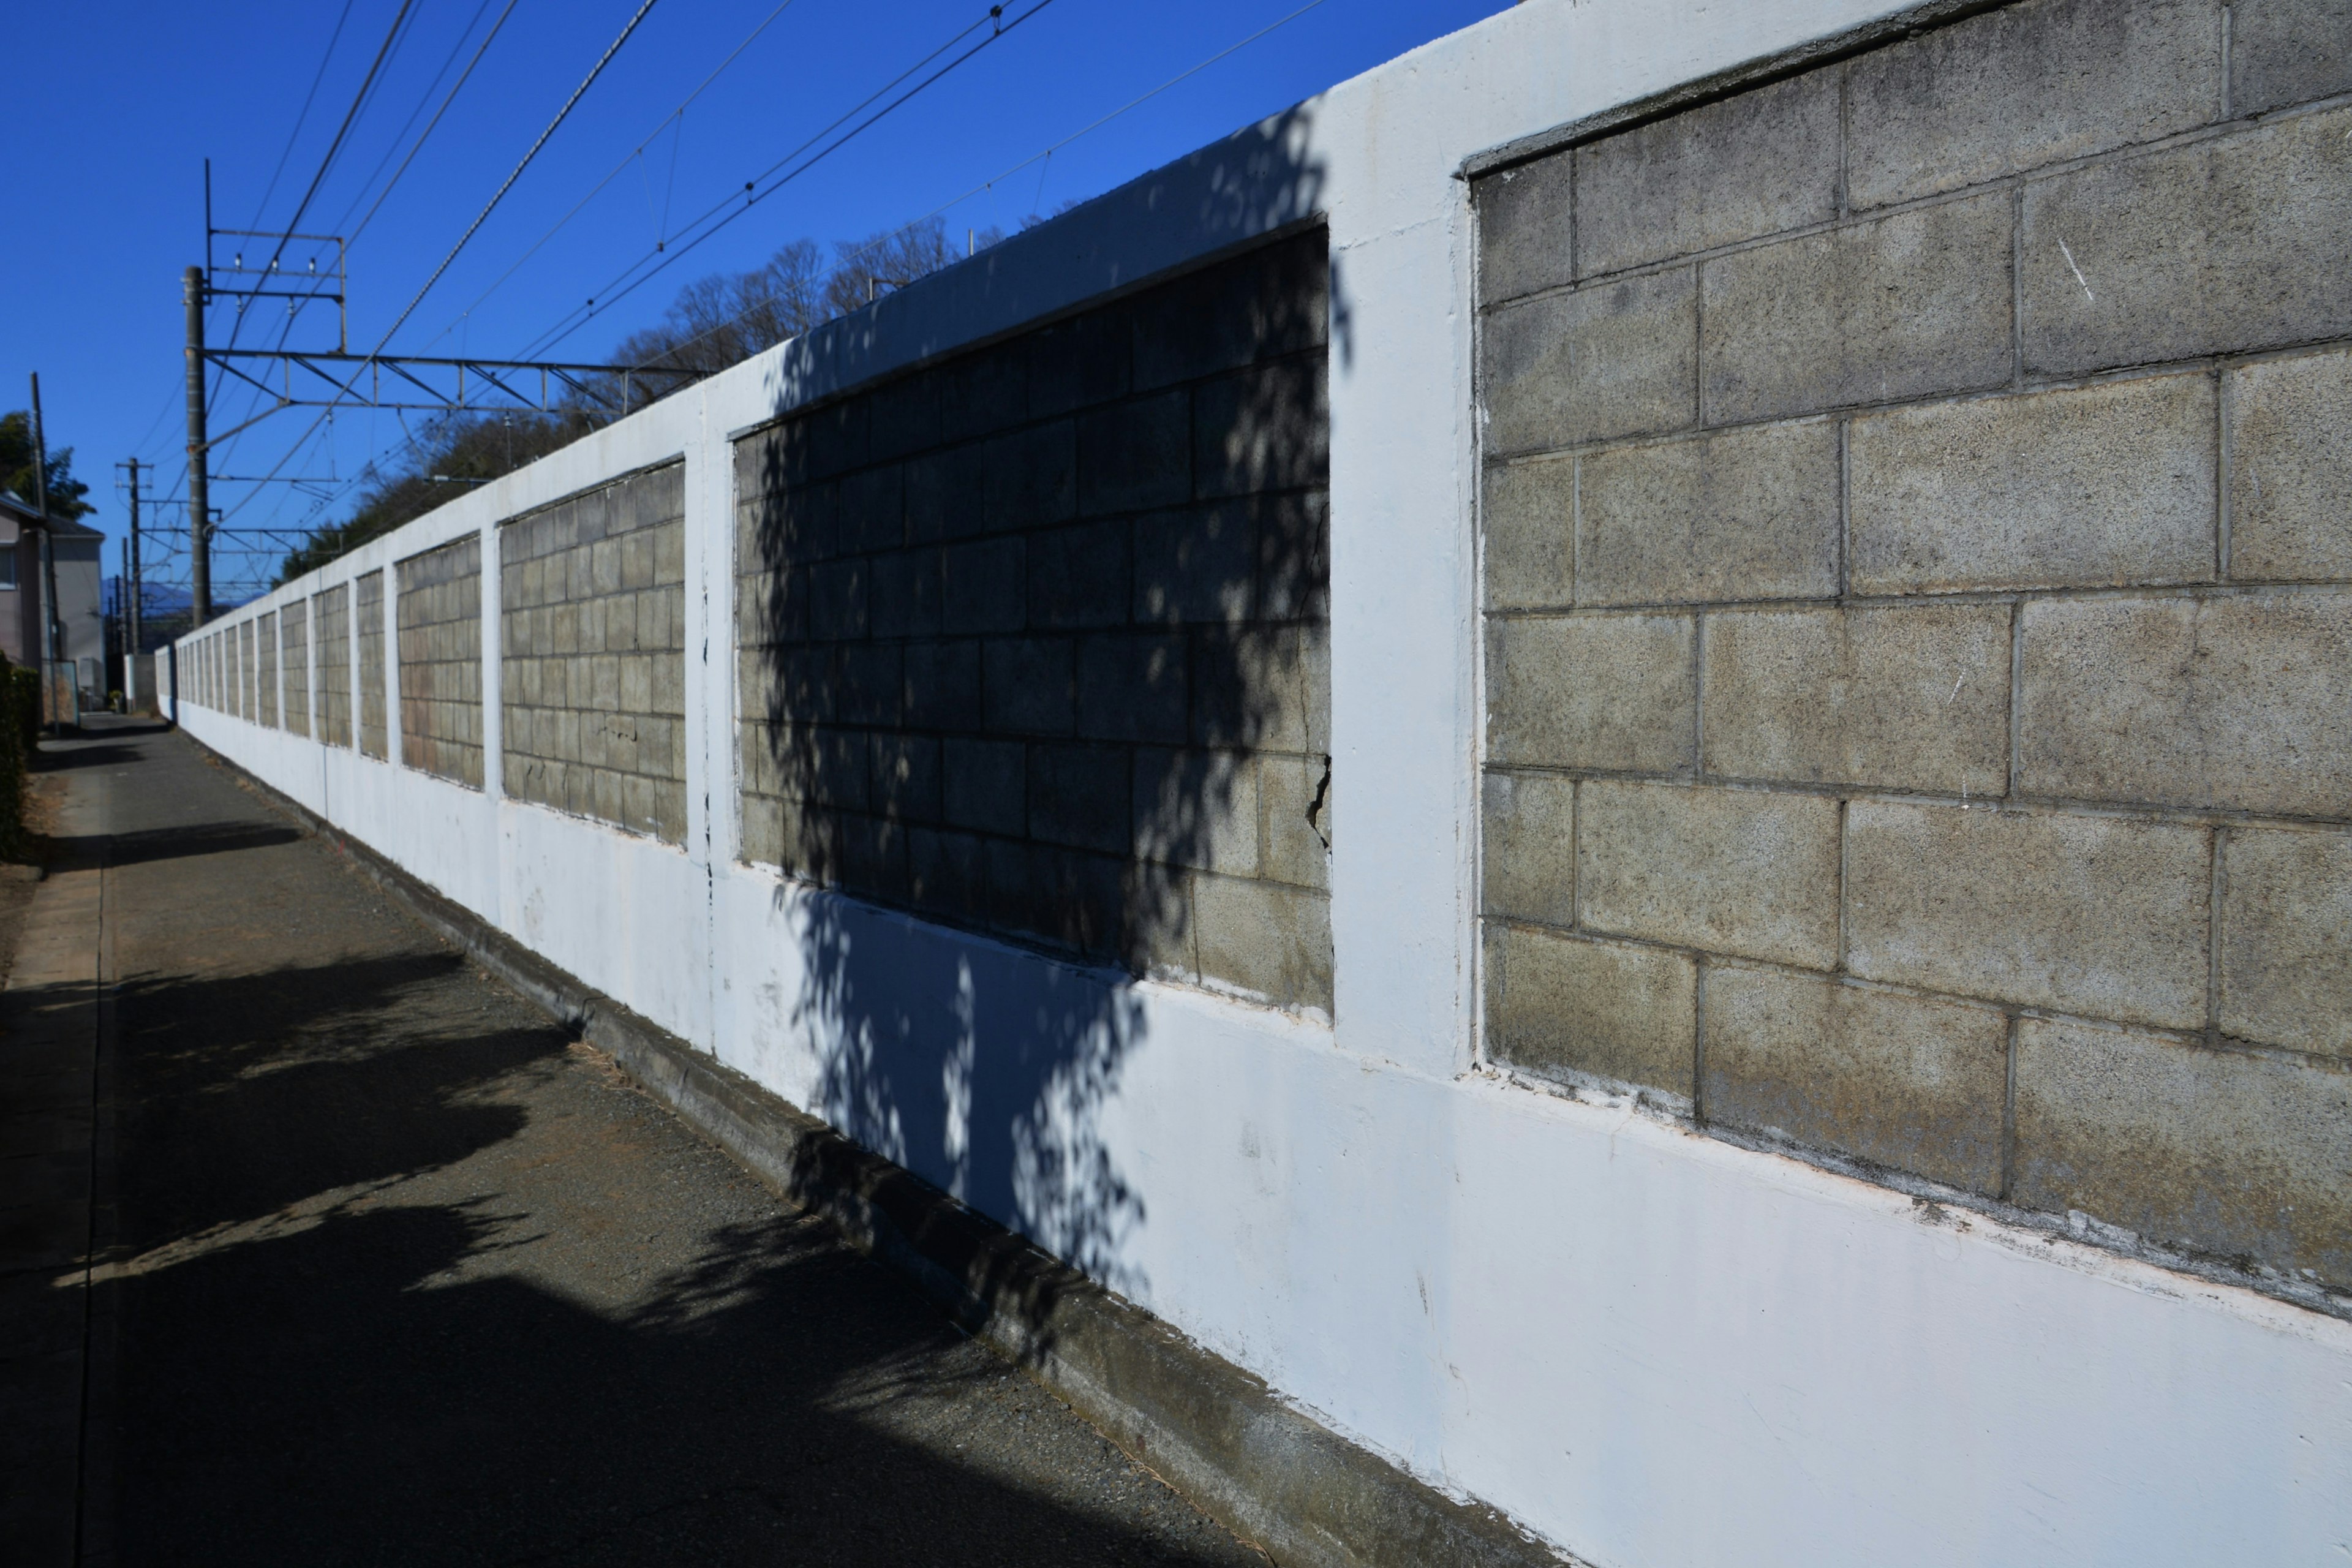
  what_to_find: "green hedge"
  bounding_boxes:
[0,653,36,858]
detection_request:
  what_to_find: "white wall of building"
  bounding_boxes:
[177,2,2352,1563]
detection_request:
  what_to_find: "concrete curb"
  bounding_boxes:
[202,744,1574,1568]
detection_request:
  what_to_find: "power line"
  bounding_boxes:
[337,0,526,247]
[243,1,358,236]
[514,0,1058,361]
[375,0,667,352]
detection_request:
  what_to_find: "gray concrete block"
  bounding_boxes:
[940,344,1028,443]
[1132,749,1257,875]
[870,733,944,825]
[1578,780,1842,969]
[2018,590,2352,817]
[1485,613,1695,772]
[1483,924,1696,1098]
[1480,771,1575,926]
[1257,752,1331,892]
[1575,68,1839,276]
[869,549,943,640]
[941,537,1026,636]
[908,826,989,924]
[1136,503,1255,626]
[1702,603,2012,795]
[1194,359,1327,499]
[905,445,984,542]
[1191,872,1333,1012]
[1189,623,1327,755]
[943,737,1026,837]
[866,371,940,464]
[1846,0,2220,211]
[1703,965,2008,1193]
[2231,0,2352,115]
[1482,459,1574,611]
[2024,108,2352,377]
[982,637,1074,736]
[982,421,1078,533]
[1845,801,2210,1028]
[1578,420,1839,606]
[1254,491,1328,623]
[809,399,869,480]
[902,639,981,733]
[1850,374,2218,595]
[1482,270,1698,456]
[839,466,906,555]
[2220,826,2352,1058]
[2013,1018,2352,1287]
[1474,153,1574,305]
[1080,391,1192,514]
[1027,520,1131,630]
[1028,310,1131,418]
[2228,347,2352,582]
[810,558,869,641]
[1702,191,2014,423]
[1131,233,1326,391]
[1027,742,1131,855]
[1075,633,1187,745]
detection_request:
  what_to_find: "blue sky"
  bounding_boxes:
[3,0,1510,600]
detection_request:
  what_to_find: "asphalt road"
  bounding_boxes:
[14,717,1262,1566]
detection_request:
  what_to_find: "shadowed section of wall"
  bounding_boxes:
[499,463,689,843]
[236,620,252,722]
[282,598,310,738]
[356,570,386,760]
[314,583,350,747]
[1476,0,2352,1289]
[736,227,1333,1013]
[396,540,483,789]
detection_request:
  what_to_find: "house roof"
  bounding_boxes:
[0,490,103,537]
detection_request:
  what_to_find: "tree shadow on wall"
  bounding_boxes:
[740,109,1341,1336]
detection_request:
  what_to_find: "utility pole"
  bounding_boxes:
[184,263,212,625]
[123,455,144,656]
[29,374,65,733]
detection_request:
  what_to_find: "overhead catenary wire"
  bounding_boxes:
[336,0,527,247]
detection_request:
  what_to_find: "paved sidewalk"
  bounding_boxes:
[6,718,1260,1566]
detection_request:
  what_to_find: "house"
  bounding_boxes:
[0,488,105,697]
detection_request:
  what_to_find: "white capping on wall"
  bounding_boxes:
[176,2,2352,1564]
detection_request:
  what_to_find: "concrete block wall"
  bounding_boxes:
[396,538,483,788]
[236,620,252,720]
[255,616,277,728]
[356,569,387,760]
[1477,0,2352,1286]
[499,462,689,844]
[314,583,350,747]
[282,598,309,737]
[733,230,1333,1009]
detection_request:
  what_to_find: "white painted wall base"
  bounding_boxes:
[178,2,2352,1562]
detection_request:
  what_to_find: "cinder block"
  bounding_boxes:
[940,345,1028,443]
[1194,359,1327,499]
[1850,375,2217,594]
[1257,752,1331,892]
[982,421,1077,533]
[1191,872,1332,1012]
[982,637,1073,736]
[1578,780,1841,969]
[869,549,942,640]
[1485,613,1695,772]
[2018,590,2352,817]
[1251,492,1325,619]
[865,372,940,464]
[1578,421,1839,605]
[1702,603,2013,794]
[2220,826,2352,1058]
[902,639,981,732]
[1483,924,1696,1098]
[1027,742,1131,854]
[810,559,868,641]
[940,538,1025,636]
[1027,520,1131,630]
[1075,633,1187,745]
[1136,504,1254,626]
[1703,965,2007,1192]
[943,737,1026,837]
[1480,771,1574,926]
[1131,233,1325,391]
[1845,0,2219,211]
[1576,69,1839,276]
[1080,391,1191,515]
[832,644,903,728]
[1189,624,1327,756]
[1702,192,2013,423]
[1132,750,1257,875]
[2230,0,2352,116]
[2014,1019,2352,1287]
[870,733,943,825]
[1029,310,1131,418]
[904,445,984,542]
[2228,347,2352,582]
[1845,801,2209,1027]
[1475,153,1574,305]
[908,827,988,924]
[1482,269,1697,456]
[1482,459,1574,611]
[2023,108,2352,377]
